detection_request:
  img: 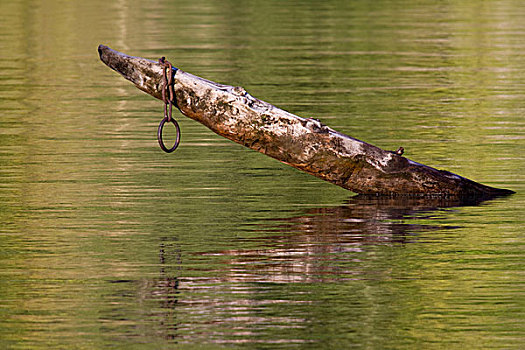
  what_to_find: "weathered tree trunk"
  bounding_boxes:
[98,45,514,198]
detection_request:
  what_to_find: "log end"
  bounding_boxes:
[98,44,166,100]
[98,44,135,77]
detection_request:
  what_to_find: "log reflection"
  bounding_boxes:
[143,195,505,342]
[211,195,496,283]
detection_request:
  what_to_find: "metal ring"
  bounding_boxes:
[157,117,181,153]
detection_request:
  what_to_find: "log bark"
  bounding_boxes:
[98,44,514,198]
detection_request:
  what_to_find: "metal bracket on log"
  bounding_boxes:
[98,44,514,198]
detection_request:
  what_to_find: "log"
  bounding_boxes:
[98,44,514,198]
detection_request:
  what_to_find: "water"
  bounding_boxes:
[1,0,524,348]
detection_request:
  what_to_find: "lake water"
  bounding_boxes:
[1,0,524,349]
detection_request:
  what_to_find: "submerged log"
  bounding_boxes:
[98,45,514,198]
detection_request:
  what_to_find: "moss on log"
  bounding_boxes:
[98,44,514,198]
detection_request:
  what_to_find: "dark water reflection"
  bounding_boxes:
[134,195,515,346]
[198,196,480,283]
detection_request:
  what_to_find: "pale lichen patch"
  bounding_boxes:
[337,134,364,156]
[366,152,393,171]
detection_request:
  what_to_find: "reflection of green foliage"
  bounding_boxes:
[0,0,523,348]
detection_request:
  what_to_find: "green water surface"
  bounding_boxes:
[0,0,524,349]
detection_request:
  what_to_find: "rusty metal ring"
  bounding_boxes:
[157,116,181,153]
